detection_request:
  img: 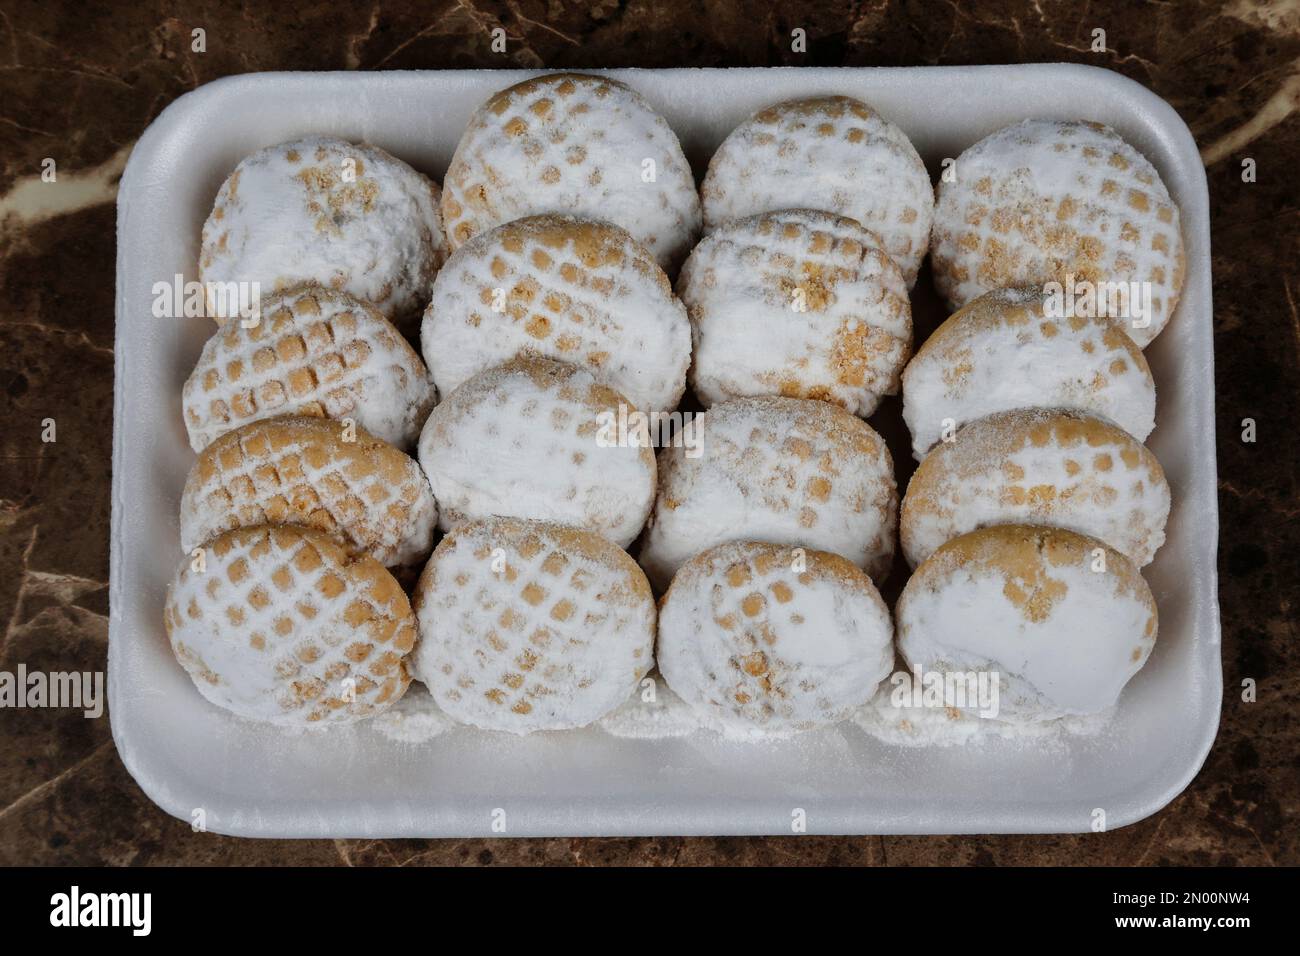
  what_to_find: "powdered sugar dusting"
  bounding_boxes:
[598,675,702,739]
[372,684,457,744]
[853,675,1116,747]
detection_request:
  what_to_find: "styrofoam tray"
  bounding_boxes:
[110,65,1220,837]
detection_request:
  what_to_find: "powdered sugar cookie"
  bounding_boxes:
[163,524,415,726]
[412,517,655,733]
[200,136,446,338]
[901,409,1169,568]
[701,96,933,286]
[442,73,701,271]
[931,119,1185,347]
[181,416,437,568]
[658,541,894,736]
[896,525,1157,722]
[421,215,690,413]
[901,285,1155,460]
[418,357,655,547]
[640,397,896,591]
[183,285,435,453]
[678,209,911,416]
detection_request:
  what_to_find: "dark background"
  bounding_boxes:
[0,0,1295,865]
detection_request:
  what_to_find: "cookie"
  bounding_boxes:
[181,416,437,568]
[418,357,655,547]
[200,136,447,338]
[901,285,1156,460]
[901,409,1169,568]
[658,541,894,736]
[412,517,655,733]
[183,285,436,453]
[163,524,416,725]
[701,95,933,286]
[442,73,701,271]
[421,215,690,413]
[896,525,1157,722]
[678,209,911,416]
[931,119,1185,347]
[640,397,896,591]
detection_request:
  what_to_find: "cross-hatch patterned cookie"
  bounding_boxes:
[658,541,894,736]
[901,408,1169,568]
[897,525,1157,723]
[200,136,447,338]
[442,73,701,271]
[901,285,1156,460]
[412,517,655,734]
[183,285,435,453]
[181,416,437,568]
[931,119,1185,347]
[418,357,655,548]
[421,215,690,414]
[678,209,911,416]
[640,396,896,592]
[701,96,933,287]
[163,524,415,725]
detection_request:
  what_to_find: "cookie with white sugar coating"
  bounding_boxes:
[421,214,690,415]
[418,357,655,548]
[441,73,701,272]
[678,209,912,417]
[897,524,1158,723]
[411,517,655,734]
[200,136,447,339]
[639,396,897,592]
[163,524,415,726]
[182,285,435,453]
[701,95,933,287]
[658,540,894,737]
[181,415,437,569]
[901,408,1169,569]
[901,285,1156,460]
[930,119,1185,347]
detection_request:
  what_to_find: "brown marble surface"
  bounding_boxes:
[0,0,1296,866]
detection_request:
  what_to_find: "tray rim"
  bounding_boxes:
[110,62,1221,839]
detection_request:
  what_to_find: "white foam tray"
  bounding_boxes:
[111,65,1220,837]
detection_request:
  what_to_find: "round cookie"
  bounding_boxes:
[200,136,447,338]
[163,524,416,726]
[701,95,933,286]
[678,209,911,416]
[640,397,896,592]
[421,215,690,413]
[901,285,1156,460]
[901,409,1169,568]
[418,357,655,548]
[658,541,894,736]
[931,119,1185,347]
[896,525,1157,722]
[442,73,701,271]
[181,416,437,568]
[183,285,436,453]
[412,517,655,734]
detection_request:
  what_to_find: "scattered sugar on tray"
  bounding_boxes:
[598,675,702,739]
[852,673,1116,747]
[371,684,456,744]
